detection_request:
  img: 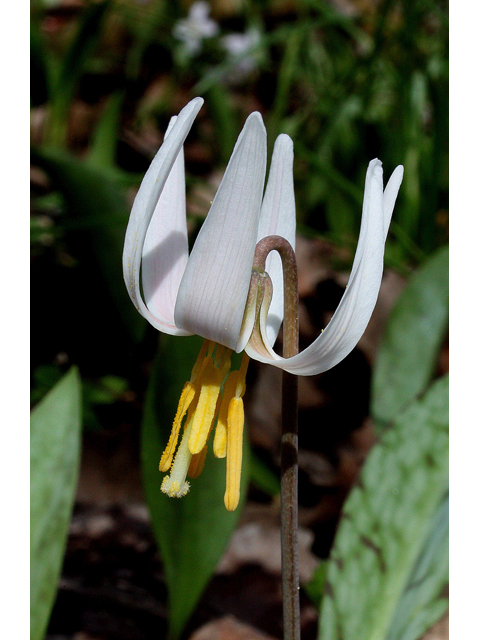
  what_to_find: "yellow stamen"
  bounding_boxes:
[224,351,249,511]
[158,341,250,509]
[213,371,239,459]
[188,349,232,455]
[158,340,211,472]
[224,397,244,512]
[187,361,223,454]
[159,381,195,472]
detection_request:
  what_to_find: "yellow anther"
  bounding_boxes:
[159,381,195,472]
[187,347,232,456]
[213,371,239,459]
[188,361,224,454]
[212,421,227,459]
[224,396,245,512]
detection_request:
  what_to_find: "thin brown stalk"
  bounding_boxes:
[253,236,300,640]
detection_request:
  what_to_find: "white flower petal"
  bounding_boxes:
[382,165,404,240]
[142,129,188,332]
[122,97,203,334]
[256,134,296,348]
[174,112,267,350]
[246,161,403,376]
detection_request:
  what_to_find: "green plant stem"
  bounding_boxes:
[252,236,300,640]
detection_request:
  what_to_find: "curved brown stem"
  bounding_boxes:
[253,236,300,640]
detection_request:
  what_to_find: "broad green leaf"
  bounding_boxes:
[141,336,250,640]
[31,367,82,640]
[31,146,144,343]
[372,246,448,426]
[318,374,448,640]
[385,493,448,640]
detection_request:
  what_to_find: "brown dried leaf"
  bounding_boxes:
[217,522,319,585]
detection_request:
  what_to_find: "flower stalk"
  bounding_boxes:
[253,236,300,640]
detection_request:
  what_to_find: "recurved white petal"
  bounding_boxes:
[174,112,267,350]
[122,97,203,334]
[382,165,404,240]
[254,134,296,349]
[246,161,403,376]
[142,126,189,332]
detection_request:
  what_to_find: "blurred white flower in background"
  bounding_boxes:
[173,1,219,55]
[222,27,261,81]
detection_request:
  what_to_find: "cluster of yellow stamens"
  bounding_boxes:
[159,340,249,511]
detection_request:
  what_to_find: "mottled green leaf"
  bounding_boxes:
[141,336,250,640]
[372,246,448,426]
[318,374,448,640]
[31,367,82,640]
[385,493,448,640]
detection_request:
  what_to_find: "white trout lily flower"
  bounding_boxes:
[123,97,403,511]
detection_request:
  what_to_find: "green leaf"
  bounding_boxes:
[141,336,250,640]
[318,374,448,640]
[31,367,82,640]
[31,146,144,343]
[385,493,448,640]
[371,246,448,426]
